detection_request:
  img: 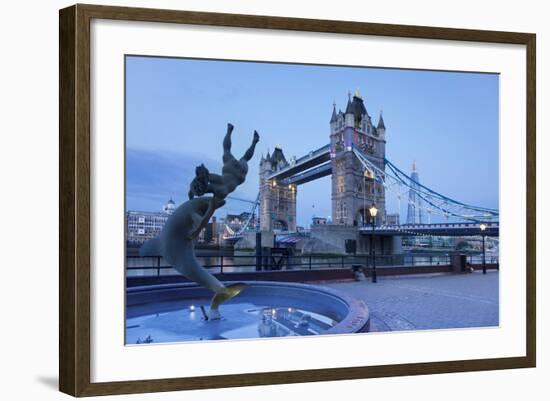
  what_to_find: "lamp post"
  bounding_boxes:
[480,223,487,274]
[369,204,378,283]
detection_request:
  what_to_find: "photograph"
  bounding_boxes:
[53,2,537,397]
[0,0,542,397]
[124,56,500,345]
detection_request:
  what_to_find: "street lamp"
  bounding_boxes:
[480,223,487,274]
[369,204,378,283]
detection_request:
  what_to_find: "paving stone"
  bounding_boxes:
[323,271,499,331]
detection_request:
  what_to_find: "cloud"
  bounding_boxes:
[125,148,333,226]
[126,148,219,211]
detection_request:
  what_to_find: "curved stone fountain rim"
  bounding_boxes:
[127,281,370,335]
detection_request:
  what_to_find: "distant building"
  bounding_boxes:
[126,210,169,244]
[162,198,177,215]
[402,235,454,249]
[225,212,253,226]
[406,161,423,224]
[126,199,224,246]
[312,216,328,225]
[198,216,219,244]
[126,198,176,245]
[386,213,400,226]
[221,212,257,238]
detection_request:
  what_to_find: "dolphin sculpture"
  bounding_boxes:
[139,124,259,319]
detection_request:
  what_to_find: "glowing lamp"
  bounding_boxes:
[368,204,378,218]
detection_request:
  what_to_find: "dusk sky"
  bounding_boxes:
[125,56,499,227]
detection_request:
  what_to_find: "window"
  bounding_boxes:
[336,201,347,222]
[337,176,345,193]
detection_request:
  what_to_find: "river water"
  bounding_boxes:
[125,252,466,276]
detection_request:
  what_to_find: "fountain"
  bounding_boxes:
[132,124,370,343]
[126,281,370,343]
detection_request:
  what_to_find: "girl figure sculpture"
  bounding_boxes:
[188,123,260,201]
[140,123,259,320]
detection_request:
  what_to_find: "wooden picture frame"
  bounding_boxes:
[59,3,536,397]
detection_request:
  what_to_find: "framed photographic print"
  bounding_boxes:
[59,4,536,397]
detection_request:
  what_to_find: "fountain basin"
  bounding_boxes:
[126,281,370,344]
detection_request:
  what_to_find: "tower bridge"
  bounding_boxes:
[260,91,389,233]
[229,90,498,253]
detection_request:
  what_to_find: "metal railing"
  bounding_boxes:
[126,253,497,277]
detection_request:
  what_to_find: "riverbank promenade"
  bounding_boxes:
[324,271,499,331]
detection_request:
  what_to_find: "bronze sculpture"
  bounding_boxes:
[140,123,259,319]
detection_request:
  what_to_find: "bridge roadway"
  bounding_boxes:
[285,162,332,185]
[267,144,330,184]
[360,222,499,237]
[224,222,499,242]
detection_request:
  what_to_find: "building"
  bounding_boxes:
[126,198,176,245]
[198,216,218,244]
[330,90,387,226]
[222,212,256,236]
[386,213,400,226]
[406,161,423,224]
[259,147,297,232]
[312,216,328,225]
[225,212,253,227]
[127,198,222,246]
[402,235,454,249]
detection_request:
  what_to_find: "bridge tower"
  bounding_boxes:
[259,147,297,232]
[330,90,387,226]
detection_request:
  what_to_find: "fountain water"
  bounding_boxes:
[126,281,370,344]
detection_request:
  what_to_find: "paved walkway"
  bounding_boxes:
[323,271,499,331]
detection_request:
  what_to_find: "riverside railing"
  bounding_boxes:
[126,253,498,277]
